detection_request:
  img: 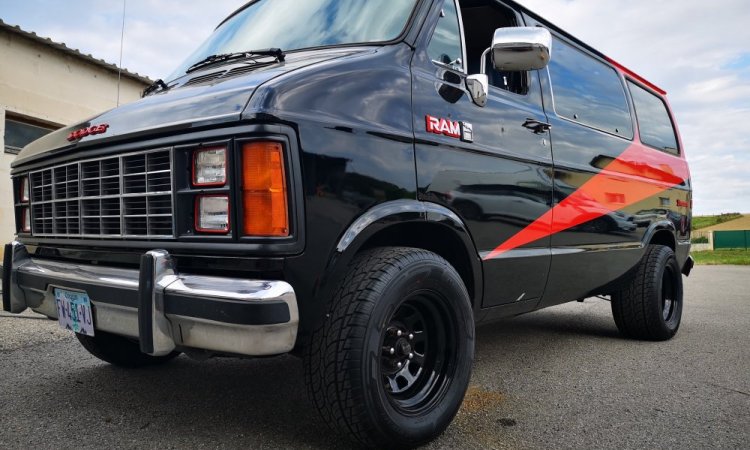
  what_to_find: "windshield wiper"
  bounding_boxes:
[142,79,170,97]
[186,48,286,74]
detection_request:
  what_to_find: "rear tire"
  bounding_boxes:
[76,330,180,368]
[305,247,474,449]
[611,244,683,340]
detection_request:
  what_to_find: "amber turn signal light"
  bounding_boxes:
[241,142,289,237]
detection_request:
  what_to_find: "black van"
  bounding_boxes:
[4,0,693,447]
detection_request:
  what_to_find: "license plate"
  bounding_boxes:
[54,288,95,337]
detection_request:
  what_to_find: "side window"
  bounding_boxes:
[428,0,463,72]
[628,81,679,154]
[548,38,633,139]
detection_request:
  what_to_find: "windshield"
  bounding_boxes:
[167,0,420,81]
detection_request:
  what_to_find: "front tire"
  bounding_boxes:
[305,247,474,449]
[76,330,180,368]
[611,244,683,340]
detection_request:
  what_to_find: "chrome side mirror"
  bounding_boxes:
[466,74,489,107]
[490,27,552,71]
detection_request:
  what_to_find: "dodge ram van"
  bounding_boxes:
[3,0,693,447]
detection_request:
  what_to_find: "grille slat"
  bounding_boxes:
[28,149,174,238]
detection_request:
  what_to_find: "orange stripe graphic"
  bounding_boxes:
[483,144,690,260]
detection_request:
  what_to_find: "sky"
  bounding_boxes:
[1,0,748,214]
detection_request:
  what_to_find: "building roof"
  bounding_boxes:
[0,19,153,86]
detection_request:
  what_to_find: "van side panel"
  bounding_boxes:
[520,13,691,305]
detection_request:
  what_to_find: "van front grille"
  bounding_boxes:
[28,149,174,238]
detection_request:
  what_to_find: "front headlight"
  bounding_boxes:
[195,195,230,234]
[192,147,227,187]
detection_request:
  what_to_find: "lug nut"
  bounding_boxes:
[408,333,414,340]
[408,353,414,360]
[397,330,402,337]
[397,362,403,369]
[389,347,395,355]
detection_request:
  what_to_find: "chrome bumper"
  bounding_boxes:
[2,241,298,357]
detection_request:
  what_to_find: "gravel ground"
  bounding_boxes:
[0,265,748,449]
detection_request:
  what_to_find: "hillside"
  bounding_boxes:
[692,213,742,230]
[697,214,750,232]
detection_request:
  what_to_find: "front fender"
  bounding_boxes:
[317,199,483,312]
[336,199,469,253]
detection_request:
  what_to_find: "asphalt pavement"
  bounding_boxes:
[0,265,748,449]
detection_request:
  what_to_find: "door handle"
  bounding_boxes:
[522,118,551,134]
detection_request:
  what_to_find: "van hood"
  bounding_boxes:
[14,48,365,166]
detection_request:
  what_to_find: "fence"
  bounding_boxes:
[713,230,750,250]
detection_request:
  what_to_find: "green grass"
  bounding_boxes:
[692,213,743,230]
[692,249,750,265]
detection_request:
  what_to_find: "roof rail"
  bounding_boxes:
[606,57,666,96]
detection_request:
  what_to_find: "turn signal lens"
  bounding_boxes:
[21,207,31,233]
[195,195,230,234]
[20,176,29,203]
[241,142,289,237]
[192,147,227,186]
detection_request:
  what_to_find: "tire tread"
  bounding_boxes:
[304,247,465,448]
[611,244,682,341]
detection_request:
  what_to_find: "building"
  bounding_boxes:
[1,19,151,258]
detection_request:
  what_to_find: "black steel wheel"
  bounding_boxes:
[305,247,474,449]
[380,293,457,414]
[612,244,684,340]
[661,264,678,322]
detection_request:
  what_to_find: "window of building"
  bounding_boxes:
[628,81,679,154]
[428,0,464,72]
[548,37,633,139]
[4,115,58,155]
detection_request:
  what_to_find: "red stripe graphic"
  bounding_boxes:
[483,143,690,261]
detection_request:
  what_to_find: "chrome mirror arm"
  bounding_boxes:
[480,47,491,75]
